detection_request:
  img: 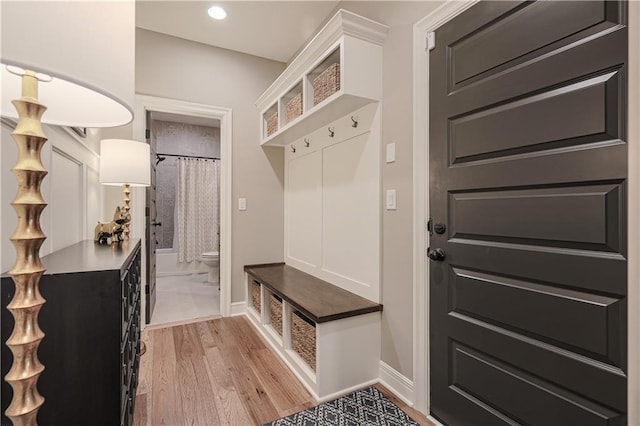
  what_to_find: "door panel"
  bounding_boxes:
[450,342,620,426]
[450,1,617,86]
[451,267,623,361]
[429,1,628,424]
[450,71,622,164]
[145,111,157,323]
[449,183,623,250]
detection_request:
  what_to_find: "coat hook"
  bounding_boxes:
[351,116,358,128]
[304,138,310,147]
[291,145,296,153]
[328,127,335,138]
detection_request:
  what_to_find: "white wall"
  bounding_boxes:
[135,29,286,303]
[1,122,104,272]
[335,1,443,380]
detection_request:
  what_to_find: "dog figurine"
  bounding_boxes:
[94,206,131,244]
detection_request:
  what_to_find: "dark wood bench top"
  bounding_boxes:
[244,263,382,323]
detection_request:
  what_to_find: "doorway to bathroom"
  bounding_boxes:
[134,95,232,327]
[150,111,221,325]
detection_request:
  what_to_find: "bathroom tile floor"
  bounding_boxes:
[149,273,220,326]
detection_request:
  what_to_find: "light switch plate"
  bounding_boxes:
[386,143,396,163]
[386,189,397,210]
[238,197,247,211]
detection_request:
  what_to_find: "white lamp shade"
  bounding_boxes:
[100,139,151,187]
[0,1,135,127]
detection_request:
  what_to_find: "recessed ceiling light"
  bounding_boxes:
[208,6,227,20]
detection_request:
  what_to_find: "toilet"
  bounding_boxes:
[200,251,220,285]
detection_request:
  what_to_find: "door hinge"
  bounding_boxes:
[427,217,433,236]
[145,128,150,140]
[145,207,150,217]
[427,32,436,51]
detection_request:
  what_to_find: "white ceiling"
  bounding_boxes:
[136,1,340,63]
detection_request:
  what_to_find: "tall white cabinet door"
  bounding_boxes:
[322,132,379,302]
[287,150,322,268]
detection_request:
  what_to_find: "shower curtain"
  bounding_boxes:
[176,158,220,262]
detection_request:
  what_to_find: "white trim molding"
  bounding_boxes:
[413,1,639,423]
[134,94,233,324]
[412,0,478,416]
[378,361,414,408]
[230,301,246,317]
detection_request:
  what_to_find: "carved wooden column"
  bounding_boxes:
[123,184,131,240]
[4,71,47,425]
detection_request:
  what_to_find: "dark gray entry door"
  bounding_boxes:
[145,111,157,323]
[429,1,628,424]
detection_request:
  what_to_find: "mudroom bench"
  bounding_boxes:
[244,263,382,401]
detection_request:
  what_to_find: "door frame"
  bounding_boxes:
[134,94,233,323]
[412,1,640,423]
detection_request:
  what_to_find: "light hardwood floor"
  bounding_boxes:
[134,316,435,425]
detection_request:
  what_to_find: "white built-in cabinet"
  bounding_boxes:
[256,9,388,303]
[284,103,382,302]
[252,9,388,399]
[257,10,388,147]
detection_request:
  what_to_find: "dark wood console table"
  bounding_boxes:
[1,239,141,426]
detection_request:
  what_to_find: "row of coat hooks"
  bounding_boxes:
[290,116,358,153]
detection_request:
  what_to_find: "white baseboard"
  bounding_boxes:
[318,379,380,403]
[379,361,415,407]
[156,271,207,277]
[230,301,246,316]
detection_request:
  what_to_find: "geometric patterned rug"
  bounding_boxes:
[263,386,419,426]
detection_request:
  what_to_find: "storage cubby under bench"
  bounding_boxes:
[244,262,382,401]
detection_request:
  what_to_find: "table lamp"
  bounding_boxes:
[99,139,151,240]
[1,2,135,424]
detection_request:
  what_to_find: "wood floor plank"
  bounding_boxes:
[376,384,437,426]
[173,323,205,360]
[176,357,220,426]
[191,355,222,425]
[204,346,254,426]
[211,316,282,424]
[227,315,267,355]
[133,393,148,426]
[194,319,217,349]
[222,345,280,425]
[247,348,312,414]
[150,327,183,425]
[135,316,432,426]
[137,331,153,396]
[206,315,237,349]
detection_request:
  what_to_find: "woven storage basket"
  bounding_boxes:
[266,112,278,136]
[269,294,283,336]
[312,62,340,106]
[292,311,316,371]
[251,281,261,314]
[285,93,303,123]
